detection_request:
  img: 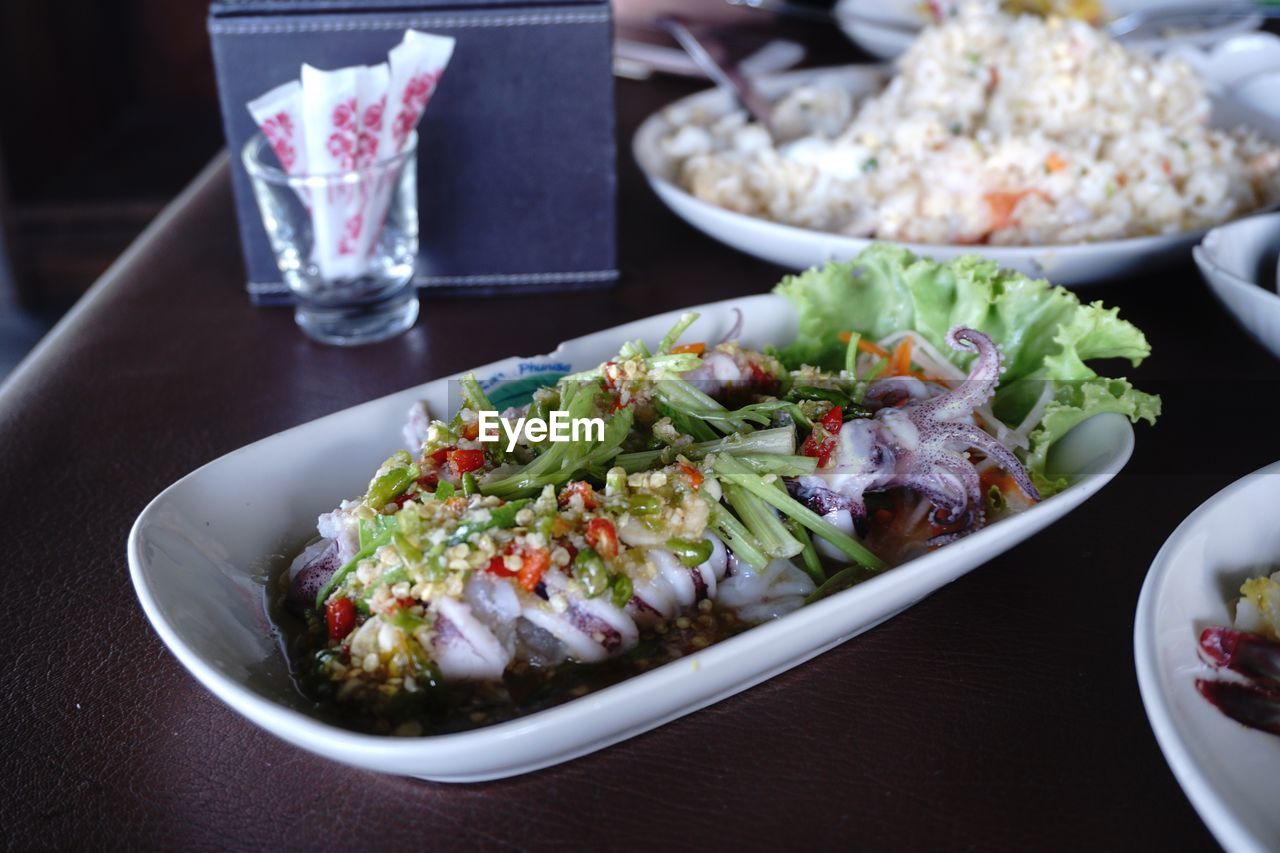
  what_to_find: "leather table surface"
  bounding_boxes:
[2,73,1272,850]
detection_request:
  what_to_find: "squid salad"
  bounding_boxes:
[276,247,1160,734]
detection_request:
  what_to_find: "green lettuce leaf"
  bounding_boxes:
[773,245,1160,495]
[1023,378,1160,494]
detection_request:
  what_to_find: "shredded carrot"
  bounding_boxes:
[856,339,890,358]
[838,330,852,344]
[1045,152,1067,173]
[890,338,913,376]
[980,468,1028,499]
[1161,159,1172,176]
[670,342,705,355]
[517,547,550,592]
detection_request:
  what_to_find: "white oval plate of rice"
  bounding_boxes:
[833,0,1264,62]
[634,9,1280,286]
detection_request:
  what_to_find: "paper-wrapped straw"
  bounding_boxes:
[300,63,362,278]
[352,63,390,264]
[357,32,455,265]
[247,30,455,281]
[385,31,455,156]
[247,80,307,175]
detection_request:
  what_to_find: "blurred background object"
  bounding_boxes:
[0,0,221,324]
[0,139,47,379]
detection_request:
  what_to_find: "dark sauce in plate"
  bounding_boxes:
[268,566,750,736]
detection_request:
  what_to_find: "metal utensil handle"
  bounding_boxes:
[657,16,775,129]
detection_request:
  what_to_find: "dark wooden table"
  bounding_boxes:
[4,67,1275,850]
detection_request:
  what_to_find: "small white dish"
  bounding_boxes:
[1135,462,1280,853]
[1235,69,1280,111]
[834,0,1263,61]
[1173,33,1280,139]
[1169,31,1280,89]
[1193,212,1280,360]
[633,63,1278,287]
[1231,70,1280,138]
[128,294,1135,781]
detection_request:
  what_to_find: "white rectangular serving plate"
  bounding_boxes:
[128,294,1134,782]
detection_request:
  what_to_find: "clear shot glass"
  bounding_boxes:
[242,132,419,346]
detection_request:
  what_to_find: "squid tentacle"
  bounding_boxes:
[929,421,1041,501]
[790,326,1042,548]
[916,327,1003,422]
[911,447,983,533]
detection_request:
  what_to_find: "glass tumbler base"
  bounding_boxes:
[294,286,419,347]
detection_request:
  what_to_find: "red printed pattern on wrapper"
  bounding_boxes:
[352,94,389,259]
[327,97,359,172]
[247,80,307,177]
[359,98,385,166]
[392,70,441,150]
[261,112,298,171]
[338,212,364,257]
[323,96,365,257]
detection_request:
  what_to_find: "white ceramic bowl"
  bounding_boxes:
[1135,461,1280,853]
[1172,32,1280,89]
[1193,213,1280,360]
[833,0,1263,61]
[633,63,1279,287]
[128,294,1135,781]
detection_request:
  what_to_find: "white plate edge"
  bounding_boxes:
[633,64,1277,278]
[126,292,1139,780]
[1133,460,1280,853]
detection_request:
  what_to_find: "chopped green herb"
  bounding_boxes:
[572,548,609,597]
[610,574,633,609]
[666,537,714,567]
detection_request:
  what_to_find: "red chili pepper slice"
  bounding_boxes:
[820,405,844,432]
[678,462,704,489]
[518,548,550,592]
[801,406,844,468]
[325,597,356,641]
[448,448,485,476]
[558,480,598,510]
[486,548,519,577]
[585,517,619,559]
